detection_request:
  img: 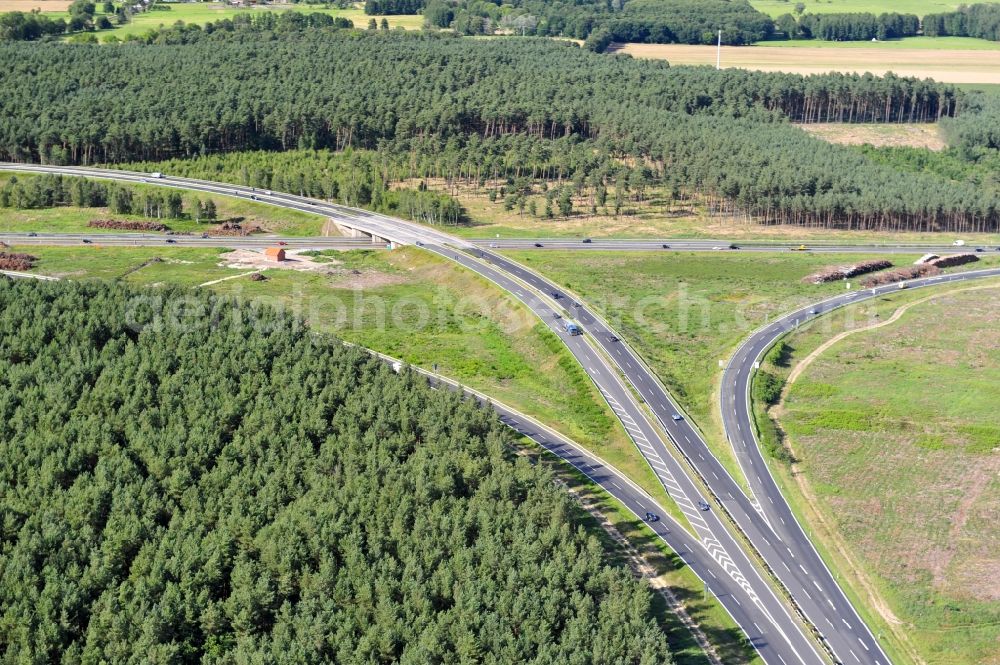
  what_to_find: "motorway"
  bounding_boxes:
[472,237,1000,255]
[720,267,1000,664]
[6,163,1000,665]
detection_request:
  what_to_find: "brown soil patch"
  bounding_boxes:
[219,249,333,272]
[798,123,947,150]
[614,43,1000,85]
[0,0,72,10]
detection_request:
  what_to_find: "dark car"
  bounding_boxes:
[645,512,659,523]
[608,335,619,342]
[415,241,424,247]
[551,292,561,299]
[661,243,670,249]
[729,244,740,250]
[975,247,985,252]
[201,233,209,239]
[698,501,711,511]
[82,238,92,244]
[572,301,581,307]
[27,232,37,237]
[534,242,543,248]
[277,241,288,246]
[582,238,592,244]
[250,194,258,201]
[166,238,176,244]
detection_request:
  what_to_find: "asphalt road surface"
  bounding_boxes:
[473,238,1000,255]
[7,163,999,665]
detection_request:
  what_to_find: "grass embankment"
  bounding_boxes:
[0,172,329,236]
[11,241,757,662]
[502,250,927,484]
[755,282,1000,665]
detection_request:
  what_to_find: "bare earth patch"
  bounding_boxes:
[219,249,335,272]
[613,43,1000,85]
[797,123,947,150]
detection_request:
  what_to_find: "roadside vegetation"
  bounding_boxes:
[754,283,1000,665]
[0,278,677,662]
[0,171,328,235]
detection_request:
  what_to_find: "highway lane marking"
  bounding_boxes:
[753,622,763,634]
[776,654,787,665]
[842,619,852,629]
[799,564,808,575]
[711,471,719,480]
[850,648,860,662]
[813,581,822,592]
[781,561,791,572]
[732,596,742,607]
[859,639,869,651]
[802,588,812,600]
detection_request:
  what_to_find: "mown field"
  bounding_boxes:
[796,122,947,150]
[8,241,759,664]
[771,284,1000,665]
[614,43,1000,84]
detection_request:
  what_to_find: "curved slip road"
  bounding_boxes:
[721,267,1000,665]
[11,164,998,664]
[0,163,820,665]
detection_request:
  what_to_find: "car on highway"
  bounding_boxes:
[27,232,37,237]
[264,190,272,195]
[729,244,740,250]
[415,241,424,247]
[792,244,809,251]
[564,321,582,336]
[277,241,288,246]
[150,172,163,179]
[661,244,670,249]
[671,413,683,421]
[975,247,985,252]
[82,239,92,244]
[572,301,581,307]
[808,308,818,315]
[250,195,258,201]
[553,312,561,319]
[582,238,592,243]
[608,335,619,342]
[898,282,909,289]
[534,242,543,247]
[697,501,711,511]
[166,238,176,244]
[644,512,659,523]
[201,233,209,239]
[550,292,560,299]
[489,243,498,248]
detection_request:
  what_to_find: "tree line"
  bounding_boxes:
[774,11,920,41]
[0,172,223,220]
[0,279,674,662]
[1,30,996,231]
[923,3,1000,41]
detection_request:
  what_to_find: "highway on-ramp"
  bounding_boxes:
[7,163,999,665]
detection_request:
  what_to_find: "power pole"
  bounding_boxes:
[716,29,722,70]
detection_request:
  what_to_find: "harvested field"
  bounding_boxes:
[0,0,71,10]
[612,43,1000,84]
[798,123,947,150]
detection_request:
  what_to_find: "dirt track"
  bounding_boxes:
[613,44,1000,84]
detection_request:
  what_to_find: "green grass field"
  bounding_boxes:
[767,283,1000,665]
[50,2,423,40]
[750,0,999,18]
[502,250,928,483]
